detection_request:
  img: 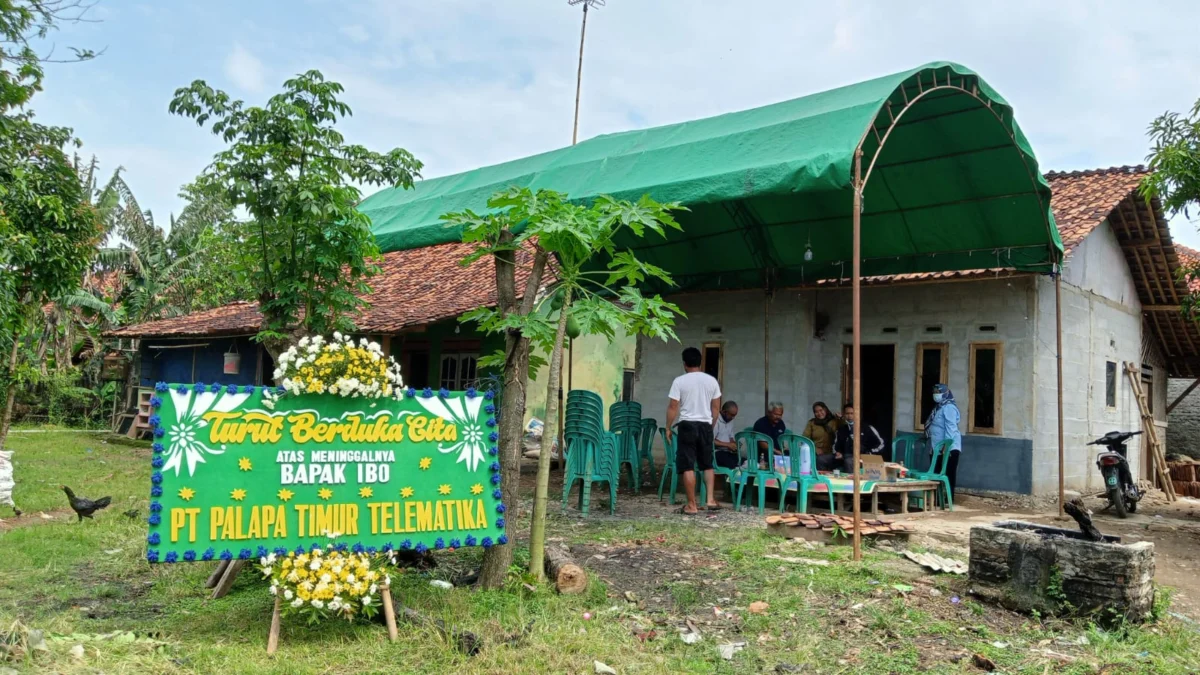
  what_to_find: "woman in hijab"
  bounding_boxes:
[925,383,962,502]
[803,401,842,472]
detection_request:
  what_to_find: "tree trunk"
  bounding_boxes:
[528,286,572,581]
[0,337,20,451]
[477,238,546,590]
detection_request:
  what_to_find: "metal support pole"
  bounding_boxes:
[852,149,863,561]
[764,288,770,412]
[1055,270,1065,517]
[571,3,589,146]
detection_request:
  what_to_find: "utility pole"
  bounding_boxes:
[569,0,604,145]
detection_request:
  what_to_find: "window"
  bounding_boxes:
[969,343,1003,434]
[701,342,724,389]
[1105,361,1117,408]
[439,353,478,391]
[621,369,636,402]
[914,343,948,430]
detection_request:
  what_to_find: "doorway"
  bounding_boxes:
[842,344,897,460]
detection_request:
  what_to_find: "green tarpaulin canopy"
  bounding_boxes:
[361,61,1062,292]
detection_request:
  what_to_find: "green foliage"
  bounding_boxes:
[0,1,105,443]
[1142,100,1200,318]
[168,71,422,344]
[445,187,687,353]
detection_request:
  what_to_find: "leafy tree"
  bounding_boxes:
[169,71,422,356]
[0,1,104,449]
[1142,99,1200,312]
[445,188,684,585]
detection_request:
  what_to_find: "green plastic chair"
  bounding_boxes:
[907,438,954,511]
[561,430,617,516]
[731,430,783,514]
[609,402,644,491]
[776,433,835,514]
[656,426,706,505]
[710,436,740,506]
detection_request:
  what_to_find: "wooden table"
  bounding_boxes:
[763,475,941,517]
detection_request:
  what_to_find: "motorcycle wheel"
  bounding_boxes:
[1110,487,1128,518]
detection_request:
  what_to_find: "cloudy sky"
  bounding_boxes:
[30,0,1200,246]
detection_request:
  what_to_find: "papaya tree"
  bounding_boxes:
[445,187,684,584]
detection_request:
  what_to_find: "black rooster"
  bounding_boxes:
[61,485,111,522]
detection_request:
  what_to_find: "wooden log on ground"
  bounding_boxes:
[544,543,588,595]
[1064,498,1105,542]
[205,560,231,589]
[211,559,246,599]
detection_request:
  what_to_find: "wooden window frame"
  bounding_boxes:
[914,342,948,431]
[1105,361,1117,409]
[700,342,725,390]
[968,342,1004,435]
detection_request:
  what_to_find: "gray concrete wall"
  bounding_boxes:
[635,277,1040,493]
[1167,378,1200,459]
[1032,225,1145,494]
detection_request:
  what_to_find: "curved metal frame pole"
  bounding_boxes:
[846,69,1062,552]
[851,149,863,561]
[1056,270,1064,516]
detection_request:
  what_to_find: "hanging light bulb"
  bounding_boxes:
[804,234,814,262]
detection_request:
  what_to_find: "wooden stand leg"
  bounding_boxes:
[211,559,246,599]
[381,582,398,642]
[266,595,282,655]
[205,560,230,589]
[900,491,909,514]
[871,491,879,517]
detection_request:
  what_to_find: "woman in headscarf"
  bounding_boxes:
[925,383,962,502]
[803,401,842,472]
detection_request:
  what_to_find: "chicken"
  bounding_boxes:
[61,485,111,522]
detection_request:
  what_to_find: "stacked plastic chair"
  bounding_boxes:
[608,401,644,491]
[561,390,617,515]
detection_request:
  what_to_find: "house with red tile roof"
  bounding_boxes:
[106,241,546,394]
[632,165,1200,495]
[110,165,1200,492]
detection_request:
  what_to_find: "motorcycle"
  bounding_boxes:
[1087,430,1142,518]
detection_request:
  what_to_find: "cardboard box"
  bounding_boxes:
[860,455,885,482]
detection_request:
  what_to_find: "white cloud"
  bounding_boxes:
[224,44,267,93]
[339,24,370,44]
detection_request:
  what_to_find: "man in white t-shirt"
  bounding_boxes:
[666,347,722,514]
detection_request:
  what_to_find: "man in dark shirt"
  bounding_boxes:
[752,402,786,467]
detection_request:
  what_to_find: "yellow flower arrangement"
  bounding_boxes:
[265,333,404,408]
[261,533,393,624]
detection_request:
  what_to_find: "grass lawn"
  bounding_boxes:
[0,430,1197,673]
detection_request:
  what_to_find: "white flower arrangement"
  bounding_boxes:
[263,334,404,409]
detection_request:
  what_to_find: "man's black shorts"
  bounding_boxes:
[675,421,713,474]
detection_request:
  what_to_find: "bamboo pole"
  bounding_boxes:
[852,149,863,561]
[1056,271,1065,517]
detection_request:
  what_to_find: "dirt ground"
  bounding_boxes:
[530,461,1200,624]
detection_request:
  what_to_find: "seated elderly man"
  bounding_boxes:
[713,401,740,469]
[752,402,787,468]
